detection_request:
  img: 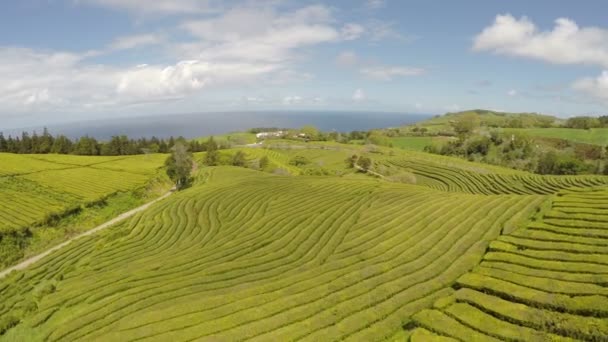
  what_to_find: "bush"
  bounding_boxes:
[0,315,19,335]
[289,155,311,167]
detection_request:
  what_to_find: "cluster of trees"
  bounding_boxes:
[564,116,608,129]
[425,130,608,175]
[0,129,215,156]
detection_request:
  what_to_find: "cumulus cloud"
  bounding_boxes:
[0,3,356,114]
[352,88,367,102]
[572,71,608,103]
[179,5,341,63]
[0,47,281,111]
[360,66,425,81]
[473,14,608,67]
[507,89,518,97]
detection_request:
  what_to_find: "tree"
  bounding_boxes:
[289,155,310,166]
[37,127,53,154]
[165,142,193,190]
[452,113,479,139]
[0,133,6,152]
[51,135,72,154]
[259,156,270,169]
[232,151,247,167]
[357,156,372,171]
[300,125,319,140]
[204,137,220,166]
[345,154,358,168]
[537,152,558,175]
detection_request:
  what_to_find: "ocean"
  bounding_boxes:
[3,111,432,140]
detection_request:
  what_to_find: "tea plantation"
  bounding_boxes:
[1,146,607,341]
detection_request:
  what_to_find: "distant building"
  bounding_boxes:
[256,131,285,139]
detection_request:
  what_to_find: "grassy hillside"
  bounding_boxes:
[406,109,559,134]
[506,127,608,146]
[0,167,544,341]
[0,153,169,268]
[0,153,167,234]
[1,142,607,341]
[409,187,608,341]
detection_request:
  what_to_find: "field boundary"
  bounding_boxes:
[0,189,174,279]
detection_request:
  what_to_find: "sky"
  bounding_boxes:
[2,0,608,128]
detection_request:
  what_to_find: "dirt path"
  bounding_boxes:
[0,189,175,280]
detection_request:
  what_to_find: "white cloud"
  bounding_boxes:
[473,14,608,67]
[352,88,367,102]
[0,47,282,111]
[366,0,386,9]
[76,0,219,14]
[336,51,359,67]
[282,95,303,105]
[360,66,425,81]
[109,33,166,50]
[180,5,340,63]
[572,71,608,103]
[507,89,518,97]
[341,23,365,40]
[366,20,408,41]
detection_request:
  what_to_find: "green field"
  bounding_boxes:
[1,143,608,341]
[0,153,167,235]
[410,187,608,341]
[389,137,453,151]
[508,127,608,145]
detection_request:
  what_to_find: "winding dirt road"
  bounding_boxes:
[0,189,174,279]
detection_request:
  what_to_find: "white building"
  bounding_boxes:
[256,131,285,139]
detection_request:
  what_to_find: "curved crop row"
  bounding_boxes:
[409,187,608,341]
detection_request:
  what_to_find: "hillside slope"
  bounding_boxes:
[0,167,543,341]
[409,187,608,341]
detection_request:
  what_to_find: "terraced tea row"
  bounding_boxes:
[0,153,166,233]
[0,167,543,341]
[382,158,608,195]
[409,187,608,341]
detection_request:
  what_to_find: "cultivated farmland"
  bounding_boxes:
[0,153,166,234]
[409,187,608,341]
[1,146,608,341]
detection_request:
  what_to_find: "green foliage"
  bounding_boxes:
[203,137,220,166]
[231,151,247,167]
[565,116,601,129]
[165,142,193,189]
[259,156,270,170]
[356,156,372,171]
[289,155,311,166]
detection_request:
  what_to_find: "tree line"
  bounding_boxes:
[0,129,214,155]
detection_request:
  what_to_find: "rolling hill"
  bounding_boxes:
[1,142,607,341]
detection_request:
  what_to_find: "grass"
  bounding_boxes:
[0,166,544,341]
[0,153,170,269]
[507,127,608,145]
[1,142,608,341]
[409,187,608,341]
[389,136,452,151]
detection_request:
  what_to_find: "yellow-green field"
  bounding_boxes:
[507,127,608,145]
[0,153,167,234]
[1,143,608,341]
[410,187,608,341]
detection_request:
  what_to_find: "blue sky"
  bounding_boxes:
[2,0,608,128]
